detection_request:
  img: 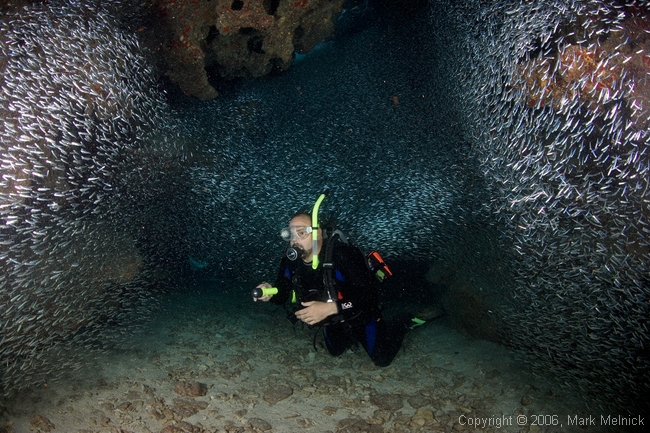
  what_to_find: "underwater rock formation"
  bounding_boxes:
[0,0,648,418]
[0,0,169,395]
[150,0,346,99]
[519,11,650,129]
[444,0,649,412]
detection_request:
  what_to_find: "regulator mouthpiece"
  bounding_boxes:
[286,246,304,261]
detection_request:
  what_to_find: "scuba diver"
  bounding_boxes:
[253,192,440,367]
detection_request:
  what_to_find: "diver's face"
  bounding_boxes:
[288,215,320,260]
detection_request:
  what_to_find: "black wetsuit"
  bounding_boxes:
[270,237,410,367]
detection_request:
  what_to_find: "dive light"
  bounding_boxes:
[251,287,278,298]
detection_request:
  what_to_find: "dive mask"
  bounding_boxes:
[280,226,312,242]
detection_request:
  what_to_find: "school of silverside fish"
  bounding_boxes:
[449,0,649,413]
[0,0,648,415]
[0,1,178,395]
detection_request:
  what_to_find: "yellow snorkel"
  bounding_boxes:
[310,191,328,269]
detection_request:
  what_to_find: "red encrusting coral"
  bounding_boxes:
[518,10,650,129]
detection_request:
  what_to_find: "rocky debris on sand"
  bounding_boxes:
[323,405,338,416]
[369,393,403,411]
[246,417,272,431]
[174,381,208,396]
[406,393,432,409]
[172,399,210,418]
[262,384,293,405]
[336,418,384,433]
[29,415,55,432]
[410,408,435,428]
[160,420,210,433]
[369,409,392,425]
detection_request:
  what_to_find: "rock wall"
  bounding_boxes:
[148,0,346,99]
[0,0,172,395]
[440,0,650,412]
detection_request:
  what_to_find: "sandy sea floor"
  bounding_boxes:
[1,283,624,433]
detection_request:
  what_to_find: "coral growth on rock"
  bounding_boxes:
[519,9,650,129]
[149,0,345,99]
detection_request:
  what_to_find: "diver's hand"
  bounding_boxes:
[253,282,273,302]
[295,301,338,325]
